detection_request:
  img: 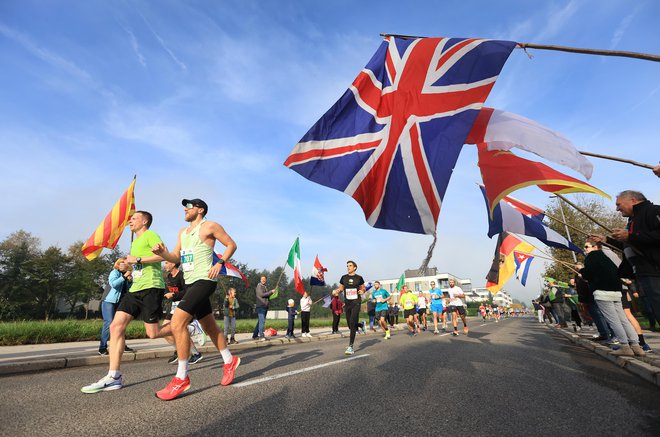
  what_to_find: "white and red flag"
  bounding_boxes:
[310,255,327,287]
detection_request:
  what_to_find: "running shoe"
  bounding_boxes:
[452,331,459,336]
[463,326,469,334]
[98,349,108,356]
[81,374,123,393]
[220,355,241,386]
[642,344,653,353]
[433,329,439,335]
[385,330,390,340]
[344,346,354,355]
[156,376,190,401]
[167,351,179,364]
[188,353,203,364]
[124,345,135,352]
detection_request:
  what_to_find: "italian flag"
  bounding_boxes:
[287,237,305,295]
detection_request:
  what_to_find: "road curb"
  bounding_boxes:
[545,324,660,388]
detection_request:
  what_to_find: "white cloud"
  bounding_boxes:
[138,12,187,71]
[121,25,147,67]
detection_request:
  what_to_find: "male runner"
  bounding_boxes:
[152,198,240,400]
[337,260,366,355]
[82,211,171,393]
[163,261,205,365]
[371,281,391,339]
[447,279,468,335]
[399,286,418,336]
[479,304,487,322]
[429,281,444,334]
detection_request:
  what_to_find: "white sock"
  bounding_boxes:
[176,359,188,379]
[108,370,121,378]
[190,343,198,355]
[220,348,232,364]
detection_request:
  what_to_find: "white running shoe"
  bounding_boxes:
[81,374,123,393]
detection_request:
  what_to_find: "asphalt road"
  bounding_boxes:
[1,318,659,436]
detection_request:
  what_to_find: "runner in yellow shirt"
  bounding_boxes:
[399,286,418,336]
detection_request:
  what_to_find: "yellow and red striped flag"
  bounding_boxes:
[81,177,136,260]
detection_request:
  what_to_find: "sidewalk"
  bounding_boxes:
[0,323,409,376]
[544,322,660,388]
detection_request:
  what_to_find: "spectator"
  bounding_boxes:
[548,281,568,328]
[98,258,132,355]
[573,265,612,341]
[578,239,645,357]
[224,287,239,344]
[330,289,343,334]
[285,299,297,339]
[300,291,312,338]
[252,276,275,341]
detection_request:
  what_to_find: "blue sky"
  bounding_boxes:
[1,0,658,302]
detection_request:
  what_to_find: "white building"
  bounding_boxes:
[492,290,513,307]
[376,268,472,302]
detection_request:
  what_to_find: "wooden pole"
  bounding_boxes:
[543,211,622,252]
[378,34,660,62]
[579,151,654,169]
[554,193,613,234]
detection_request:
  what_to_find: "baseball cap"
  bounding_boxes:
[182,198,208,216]
[287,299,294,305]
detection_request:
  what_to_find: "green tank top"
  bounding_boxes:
[180,219,216,284]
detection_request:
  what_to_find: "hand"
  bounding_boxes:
[589,234,605,243]
[633,292,639,298]
[164,292,174,299]
[611,228,629,242]
[152,243,166,256]
[125,255,137,264]
[653,165,660,178]
[208,263,221,279]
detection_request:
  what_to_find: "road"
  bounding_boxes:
[1,318,659,436]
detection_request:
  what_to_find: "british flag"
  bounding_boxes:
[285,36,516,234]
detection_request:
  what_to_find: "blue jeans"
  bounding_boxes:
[637,276,660,326]
[100,301,118,350]
[587,302,612,338]
[252,307,268,338]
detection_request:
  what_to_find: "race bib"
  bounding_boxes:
[376,296,383,303]
[181,249,194,272]
[346,288,358,300]
[406,300,413,307]
[132,264,143,279]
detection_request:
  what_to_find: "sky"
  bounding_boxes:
[1,0,658,303]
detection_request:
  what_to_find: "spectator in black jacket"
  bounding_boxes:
[592,190,660,326]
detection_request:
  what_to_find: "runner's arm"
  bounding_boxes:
[151,229,184,263]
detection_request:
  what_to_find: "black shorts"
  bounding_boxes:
[177,280,216,320]
[417,308,427,316]
[404,309,416,319]
[118,288,164,324]
[376,309,389,320]
[447,305,466,315]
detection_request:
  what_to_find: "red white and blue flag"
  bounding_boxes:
[310,255,327,287]
[212,253,249,287]
[284,36,516,234]
[513,251,534,286]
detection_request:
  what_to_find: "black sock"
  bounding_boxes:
[638,334,646,346]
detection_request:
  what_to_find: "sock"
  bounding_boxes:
[638,334,646,346]
[108,370,121,378]
[176,359,188,379]
[220,348,233,364]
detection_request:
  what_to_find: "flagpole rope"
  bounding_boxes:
[378,34,660,62]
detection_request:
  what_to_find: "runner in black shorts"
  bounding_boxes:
[152,198,241,400]
[337,260,366,355]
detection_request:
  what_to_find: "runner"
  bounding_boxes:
[399,285,418,336]
[152,198,240,400]
[492,303,500,322]
[337,260,366,355]
[81,211,172,394]
[417,291,428,331]
[163,261,205,365]
[479,303,487,322]
[447,279,468,335]
[370,281,391,339]
[429,281,444,334]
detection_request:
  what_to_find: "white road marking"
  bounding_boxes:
[233,354,370,388]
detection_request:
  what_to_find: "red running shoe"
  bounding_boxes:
[220,355,241,386]
[156,376,190,401]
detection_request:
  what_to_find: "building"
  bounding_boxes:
[492,290,513,307]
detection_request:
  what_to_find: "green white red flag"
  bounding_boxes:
[287,237,305,295]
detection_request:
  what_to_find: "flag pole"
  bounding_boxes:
[578,151,655,170]
[378,34,660,62]
[554,193,614,234]
[543,210,622,252]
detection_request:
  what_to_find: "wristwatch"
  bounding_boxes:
[136,257,142,264]
[217,258,225,265]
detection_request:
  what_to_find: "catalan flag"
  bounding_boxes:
[81,178,136,261]
[477,145,609,218]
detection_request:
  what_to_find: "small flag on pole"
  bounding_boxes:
[287,237,305,295]
[513,251,534,286]
[396,274,405,292]
[81,177,136,261]
[310,255,327,287]
[322,295,332,308]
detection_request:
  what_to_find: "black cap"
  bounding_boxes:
[182,198,208,216]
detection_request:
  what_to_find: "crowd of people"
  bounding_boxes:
[532,190,659,358]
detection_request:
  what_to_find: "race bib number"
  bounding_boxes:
[132,264,143,279]
[406,300,413,307]
[170,301,179,314]
[376,295,383,303]
[346,288,358,300]
[181,249,194,272]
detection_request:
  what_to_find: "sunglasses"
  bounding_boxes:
[184,203,198,209]
[584,245,593,249]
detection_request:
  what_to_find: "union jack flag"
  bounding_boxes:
[284,36,516,234]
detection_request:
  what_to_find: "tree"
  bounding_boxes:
[30,246,69,320]
[0,230,41,320]
[543,195,626,284]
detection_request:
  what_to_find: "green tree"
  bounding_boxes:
[30,246,69,320]
[0,230,41,320]
[543,195,626,283]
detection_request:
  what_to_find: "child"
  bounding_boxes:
[331,290,343,334]
[285,299,297,339]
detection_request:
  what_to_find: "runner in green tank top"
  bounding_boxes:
[152,198,240,401]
